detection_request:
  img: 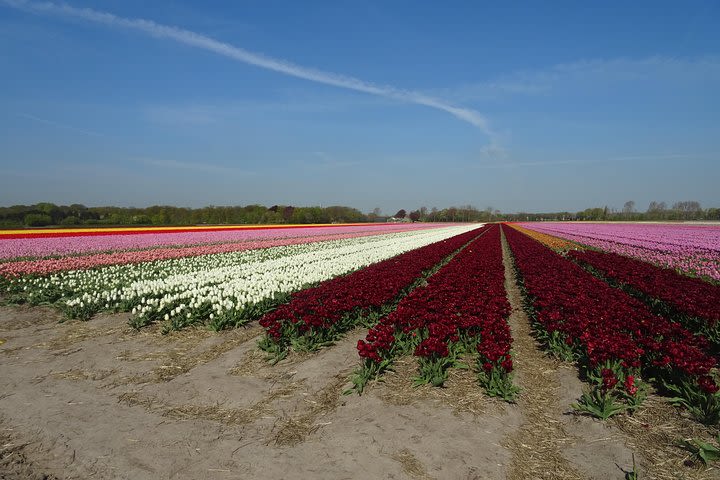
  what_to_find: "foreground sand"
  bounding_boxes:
[0,242,717,479]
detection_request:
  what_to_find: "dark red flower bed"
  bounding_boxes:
[355,225,517,398]
[258,225,490,357]
[504,224,718,418]
[568,249,720,336]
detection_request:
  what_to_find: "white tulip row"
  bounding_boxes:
[15,225,479,328]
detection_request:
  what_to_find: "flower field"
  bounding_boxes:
[0,223,437,260]
[2,221,720,478]
[2,220,718,410]
[509,224,581,251]
[2,224,476,331]
[0,226,447,278]
[505,223,720,423]
[568,249,720,346]
[520,222,720,281]
[258,225,487,359]
[354,224,517,398]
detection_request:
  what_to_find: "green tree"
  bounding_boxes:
[24,213,52,226]
[60,216,81,225]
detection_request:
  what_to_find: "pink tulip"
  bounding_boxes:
[520,222,720,281]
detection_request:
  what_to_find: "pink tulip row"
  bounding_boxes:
[0,223,441,260]
[520,222,720,281]
[0,226,440,278]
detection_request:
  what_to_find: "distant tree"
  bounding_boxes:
[323,205,363,223]
[367,207,383,222]
[24,213,52,227]
[647,201,667,220]
[579,207,606,221]
[648,201,659,212]
[484,206,493,220]
[419,206,428,219]
[35,202,63,224]
[447,207,458,222]
[60,216,81,225]
[282,206,295,222]
[261,209,284,224]
[623,200,636,216]
[131,215,152,225]
[149,211,169,226]
[394,209,407,219]
[408,210,421,222]
[672,201,702,220]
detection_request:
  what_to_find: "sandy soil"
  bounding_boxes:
[0,241,717,479]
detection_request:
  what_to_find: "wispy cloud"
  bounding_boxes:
[17,112,108,137]
[608,153,714,161]
[3,0,497,139]
[476,159,592,169]
[137,157,254,175]
[439,55,720,102]
[476,152,714,169]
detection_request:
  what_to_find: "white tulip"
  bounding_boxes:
[13,225,481,326]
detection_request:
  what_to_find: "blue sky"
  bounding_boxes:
[1,0,718,213]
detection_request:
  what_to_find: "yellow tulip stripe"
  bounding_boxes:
[507,224,583,251]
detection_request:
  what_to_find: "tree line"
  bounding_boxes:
[393,201,719,223]
[0,200,717,228]
[570,200,719,222]
[0,203,367,227]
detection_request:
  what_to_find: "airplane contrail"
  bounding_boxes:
[3,0,496,138]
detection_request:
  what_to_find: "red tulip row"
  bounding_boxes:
[354,225,518,400]
[504,224,719,422]
[568,248,720,346]
[258,225,490,360]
